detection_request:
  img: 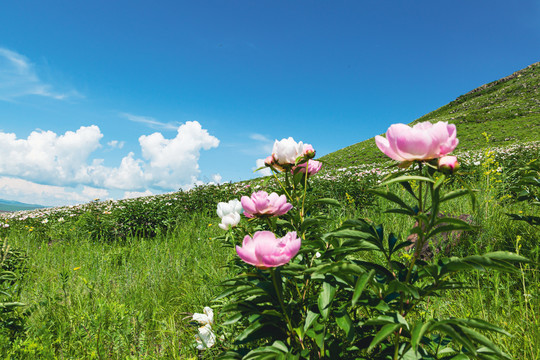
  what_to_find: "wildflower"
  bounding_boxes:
[375,121,458,162]
[293,159,322,176]
[192,307,216,350]
[241,191,292,218]
[216,199,243,230]
[236,231,301,268]
[219,212,241,230]
[272,137,306,166]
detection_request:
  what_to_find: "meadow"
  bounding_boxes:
[0,140,538,359]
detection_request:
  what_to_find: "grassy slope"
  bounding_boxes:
[320,62,540,169]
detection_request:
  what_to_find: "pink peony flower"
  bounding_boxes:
[438,155,459,173]
[375,121,458,162]
[303,144,316,159]
[293,160,322,176]
[236,231,301,268]
[241,191,293,218]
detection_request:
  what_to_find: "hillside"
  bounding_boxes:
[321,62,540,169]
[0,199,46,212]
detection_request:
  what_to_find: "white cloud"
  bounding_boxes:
[0,48,77,101]
[139,121,220,190]
[0,121,220,203]
[121,113,179,131]
[249,133,271,142]
[254,158,272,176]
[0,126,103,186]
[249,133,273,154]
[82,186,110,200]
[123,190,153,199]
[0,176,90,206]
[107,140,125,149]
[212,173,222,184]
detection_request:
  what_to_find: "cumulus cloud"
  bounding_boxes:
[0,48,77,101]
[212,173,222,184]
[0,125,103,186]
[139,121,220,189]
[0,121,220,197]
[0,177,90,205]
[121,113,179,131]
[82,186,110,200]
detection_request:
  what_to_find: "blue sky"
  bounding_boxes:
[0,0,539,206]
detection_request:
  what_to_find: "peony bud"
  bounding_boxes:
[438,155,459,174]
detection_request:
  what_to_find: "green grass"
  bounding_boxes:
[1,160,538,358]
[3,214,233,359]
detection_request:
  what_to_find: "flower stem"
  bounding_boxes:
[270,268,295,340]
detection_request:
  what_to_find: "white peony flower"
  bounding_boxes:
[216,199,243,230]
[195,324,216,350]
[216,199,243,219]
[193,307,216,350]
[192,306,214,325]
[219,212,241,230]
[272,137,305,165]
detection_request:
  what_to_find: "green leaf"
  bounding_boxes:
[400,181,418,199]
[459,326,506,356]
[433,174,446,190]
[384,208,416,216]
[318,281,337,319]
[309,262,367,277]
[271,340,289,353]
[368,323,401,352]
[484,251,530,263]
[235,319,264,343]
[352,269,375,306]
[335,308,353,337]
[431,323,476,355]
[315,198,341,207]
[369,189,415,213]
[439,189,472,203]
[461,318,510,336]
[411,320,434,351]
[380,175,435,186]
[303,310,320,335]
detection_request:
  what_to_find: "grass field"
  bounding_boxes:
[0,141,538,359]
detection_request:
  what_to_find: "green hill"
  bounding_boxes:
[0,199,46,212]
[321,62,540,169]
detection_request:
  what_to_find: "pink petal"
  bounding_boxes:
[375,135,405,161]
